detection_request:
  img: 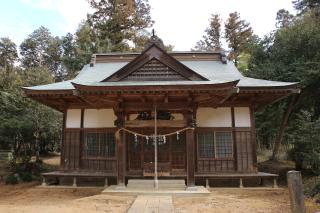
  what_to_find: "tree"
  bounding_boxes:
[20,26,64,79]
[20,26,52,68]
[276,9,294,28]
[61,33,82,79]
[293,0,320,16]
[0,37,18,73]
[87,0,153,51]
[247,8,320,161]
[194,14,222,51]
[225,12,253,66]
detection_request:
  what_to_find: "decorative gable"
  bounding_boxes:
[103,41,208,82]
[122,59,187,81]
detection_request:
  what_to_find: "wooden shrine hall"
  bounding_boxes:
[23,34,299,188]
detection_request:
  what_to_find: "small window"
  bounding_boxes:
[197,133,215,158]
[85,132,115,158]
[215,132,233,158]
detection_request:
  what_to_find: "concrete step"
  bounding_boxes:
[128,179,185,184]
[127,179,186,189]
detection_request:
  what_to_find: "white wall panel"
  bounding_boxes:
[84,109,116,128]
[66,109,81,128]
[234,107,251,127]
[197,107,232,127]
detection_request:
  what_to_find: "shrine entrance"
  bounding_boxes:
[127,129,186,176]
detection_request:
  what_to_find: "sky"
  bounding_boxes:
[0,0,296,51]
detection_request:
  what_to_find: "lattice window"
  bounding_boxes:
[197,131,233,159]
[122,59,187,81]
[86,133,99,156]
[197,133,215,158]
[85,132,115,158]
[215,132,233,158]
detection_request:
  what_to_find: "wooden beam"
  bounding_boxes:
[125,120,187,128]
[123,102,191,111]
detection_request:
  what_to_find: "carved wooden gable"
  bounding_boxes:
[122,59,187,81]
[103,44,208,82]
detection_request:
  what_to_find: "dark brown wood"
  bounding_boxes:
[60,109,67,170]
[116,129,126,186]
[249,107,257,171]
[231,107,238,171]
[125,120,187,128]
[186,127,195,186]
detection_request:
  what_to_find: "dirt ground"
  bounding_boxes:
[0,182,135,213]
[0,182,318,213]
[0,155,317,212]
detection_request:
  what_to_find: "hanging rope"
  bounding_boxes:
[116,127,194,140]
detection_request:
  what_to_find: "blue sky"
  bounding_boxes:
[0,0,295,50]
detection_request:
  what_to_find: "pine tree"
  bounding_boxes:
[20,26,64,79]
[194,14,222,51]
[87,0,153,51]
[0,37,18,73]
[224,12,252,66]
[276,9,294,28]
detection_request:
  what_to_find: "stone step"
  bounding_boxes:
[128,179,185,184]
[127,179,186,189]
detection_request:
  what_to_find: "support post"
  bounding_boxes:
[42,177,47,186]
[116,129,126,188]
[60,109,67,171]
[273,177,278,188]
[206,178,209,189]
[186,127,195,187]
[239,178,243,188]
[250,106,258,172]
[115,100,126,189]
[231,107,238,171]
[287,171,306,213]
[104,177,108,188]
[72,177,77,187]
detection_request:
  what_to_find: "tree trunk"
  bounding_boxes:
[272,94,300,160]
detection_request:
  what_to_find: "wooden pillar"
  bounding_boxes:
[115,103,126,187]
[78,109,84,171]
[116,129,126,187]
[60,109,67,171]
[249,106,258,172]
[186,106,196,187]
[231,107,238,171]
[287,171,306,213]
[186,128,195,187]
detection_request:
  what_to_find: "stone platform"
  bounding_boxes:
[102,185,210,196]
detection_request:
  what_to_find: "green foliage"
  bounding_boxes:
[312,181,320,197]
[0,37,18,71]
[87,0,154,51]
[19,26,66,80]
[225,12,253,66]
[5,174,18,185]
[19,172,33,182]
[194,14,222,51]
[287,111,320,172]
[247,3,320,168]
